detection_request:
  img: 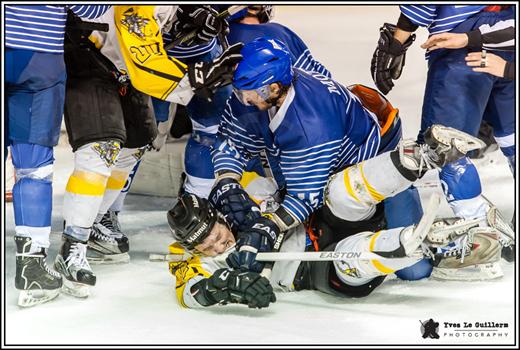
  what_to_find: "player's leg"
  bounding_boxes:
[88,86,157,263]
[57,59,126,296]
[326,125,485,223]
[7,49,66,307]
[181,46,234,198]
[484,74,515,177]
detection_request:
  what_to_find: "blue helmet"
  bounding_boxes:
[233,37,293,90]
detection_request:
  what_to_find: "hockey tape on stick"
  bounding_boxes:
[165,6,247,50]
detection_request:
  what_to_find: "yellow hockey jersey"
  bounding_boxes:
[88,6,194,105]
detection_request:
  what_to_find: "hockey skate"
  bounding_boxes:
[14,236,62,307]
[399,124,486,177]
[430,227,503,281]
[54,235,96,298]
[87,213,130,264]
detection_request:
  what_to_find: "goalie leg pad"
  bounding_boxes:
[325,151,414,222]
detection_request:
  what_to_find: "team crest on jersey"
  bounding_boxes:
[92,141,121,167]
[133,147,146,161]
[121,8,149,40]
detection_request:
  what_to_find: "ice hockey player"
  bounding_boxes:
[370,5,515,253]
[101,5,333,240]
[55,5,242,297]
[6,4,111,307]
[209,37,406,272]
[87,5,235,245]
[166,127,508,309]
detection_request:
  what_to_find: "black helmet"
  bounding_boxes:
[167,194,218,250]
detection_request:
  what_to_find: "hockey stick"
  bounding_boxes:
[165,6,247,51]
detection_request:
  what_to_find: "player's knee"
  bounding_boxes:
[11,142,54,177]
[325,165,380,222]
[66,141,122,196]
[440,157,481,201]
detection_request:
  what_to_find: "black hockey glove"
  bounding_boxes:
[370,23,416,95]
[173,6,229,46]
[209,176,261,233]
[190,268,276,308]
[226,217,280,273]
[187,42,243,102]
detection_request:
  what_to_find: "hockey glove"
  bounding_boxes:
[209,176,262,233]
[173,6,229,46]
[370,23,416,95]
[190,268,276,308]
[226,217,280,273]
[187,43,243,102]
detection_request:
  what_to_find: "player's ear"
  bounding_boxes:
[269,82,281,95]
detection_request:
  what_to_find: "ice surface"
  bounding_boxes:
[3,6,516,346]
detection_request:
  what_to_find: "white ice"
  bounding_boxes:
[3,6,517,346]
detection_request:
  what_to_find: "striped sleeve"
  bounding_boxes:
[279,139,343,223]
[480,19,515,51]
[211,103,256,176]
[399,5,437,27]
[294,49,332,78]
[68,5,111,20]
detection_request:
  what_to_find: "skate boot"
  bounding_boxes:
[14,236,62,307]
[430,228,503,281]
[87,214,130,264]
[54,234,96,297]
[399,124,486,177]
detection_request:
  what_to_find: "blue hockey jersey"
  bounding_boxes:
[212,69,381,223]
[400,5,487,34]
[228,21,331,77]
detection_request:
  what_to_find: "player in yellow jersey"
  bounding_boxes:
[56,6,242,298]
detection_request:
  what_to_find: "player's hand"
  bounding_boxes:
[173,6,229,46]
[421,32,469,51]
[465,51,507,78]
[371,23,416,95]
[226,217,279,273]
[209,176,261,232]
[187,42,243,102]
[191,268,276,308]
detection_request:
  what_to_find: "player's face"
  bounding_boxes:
[194,222,235,257]
[234,88,269,109]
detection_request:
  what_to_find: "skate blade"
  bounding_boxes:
[87,252,130,265]
[431,261,503,281]
[61,279,91,298]
[431,125,486,154]
[17,289,60,307]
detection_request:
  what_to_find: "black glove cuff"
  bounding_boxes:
[466,30,482,49]
[396,13,419,32]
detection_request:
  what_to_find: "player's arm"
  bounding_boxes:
[168,244,275,309]
[68,5,112,19]
[113,6,242,105]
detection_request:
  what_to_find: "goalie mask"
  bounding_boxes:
[167,194,220,250]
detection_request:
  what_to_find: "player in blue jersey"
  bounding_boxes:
[6,5,111,307]
[207,38,488,275]
[370,5,515,244]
